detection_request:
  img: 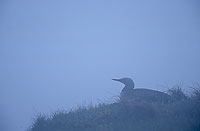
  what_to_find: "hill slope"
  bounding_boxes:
[29,88,200,131]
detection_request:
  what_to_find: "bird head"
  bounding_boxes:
[112,77,135,88]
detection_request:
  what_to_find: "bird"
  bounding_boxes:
[112,77,172,103]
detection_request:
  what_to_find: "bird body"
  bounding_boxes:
[121,88,172,103]
[112,78,172,103]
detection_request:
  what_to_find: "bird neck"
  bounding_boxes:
[125,82,134,89]
[123,85,134,91]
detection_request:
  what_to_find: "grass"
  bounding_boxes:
[168,85,188,101]
[29,86,200,131]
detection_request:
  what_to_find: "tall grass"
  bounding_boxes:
[167,85,188,101]
[29,86,200,131]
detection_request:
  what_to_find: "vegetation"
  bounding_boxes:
[29,87,200,131]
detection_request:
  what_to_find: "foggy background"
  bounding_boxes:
[0,0,200,131]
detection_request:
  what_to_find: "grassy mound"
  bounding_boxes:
[29,87,200,131]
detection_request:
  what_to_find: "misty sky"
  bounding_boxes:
[0,0,200,131]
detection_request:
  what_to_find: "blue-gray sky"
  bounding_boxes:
[0,0,200,131]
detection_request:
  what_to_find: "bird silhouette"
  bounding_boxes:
[112,77,172,103]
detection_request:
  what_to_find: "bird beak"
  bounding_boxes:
[112,78,125,86]
[112,79,121,82]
